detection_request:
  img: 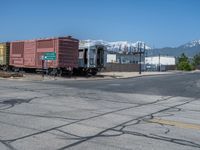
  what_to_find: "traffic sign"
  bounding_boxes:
[43,52,56,60]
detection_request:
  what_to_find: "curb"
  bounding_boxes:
[110,71,183,79]
[0,71,187,82]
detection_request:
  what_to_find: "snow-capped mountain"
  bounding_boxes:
[79,40,109,48]
[148,40,200,57]
[80,39,200,56]
[80,40,151,54]
[182,40,200,48]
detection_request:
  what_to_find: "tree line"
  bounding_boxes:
[177,53,200,71]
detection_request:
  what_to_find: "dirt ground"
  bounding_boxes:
[0,71,23,78]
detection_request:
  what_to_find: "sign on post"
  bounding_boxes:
[43,52,56,60]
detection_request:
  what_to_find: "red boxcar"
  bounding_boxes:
[10,37,79,73]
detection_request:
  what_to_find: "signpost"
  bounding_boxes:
[41,52,56,78]
[43,52,56,60]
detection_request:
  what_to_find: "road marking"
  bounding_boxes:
[108,84,121,86]
[148,118,200,130]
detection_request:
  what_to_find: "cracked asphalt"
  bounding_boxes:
[0,72,200,150]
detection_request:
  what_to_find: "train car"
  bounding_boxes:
[77,40,107,75]
[10,36,79,75]
[0,42,10,70]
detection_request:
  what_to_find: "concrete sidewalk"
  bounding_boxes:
[0,71,184,81]
[23,71,180,81]
[98,71,181,79]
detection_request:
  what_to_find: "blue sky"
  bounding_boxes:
[0,0,200,48]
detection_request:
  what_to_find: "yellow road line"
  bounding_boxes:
[149,118,200,130]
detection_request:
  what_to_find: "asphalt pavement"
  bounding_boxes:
[0,72,200,150]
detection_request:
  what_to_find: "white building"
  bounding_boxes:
[145,56,176,71]
[145,56,176,65]
[107,53,144,64]
[107,54,117,63]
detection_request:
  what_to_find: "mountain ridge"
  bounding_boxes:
[80,39,200,57]
[148,40,200,57]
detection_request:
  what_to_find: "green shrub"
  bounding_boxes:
[192,53,200,69]
[177,53,193,71]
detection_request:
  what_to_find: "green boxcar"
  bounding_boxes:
[0,43,10,68]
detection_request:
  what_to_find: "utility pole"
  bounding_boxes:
[139,43,142,74]
[135,42,145,74]
[158,54,161,72]
[144,44,146,71]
